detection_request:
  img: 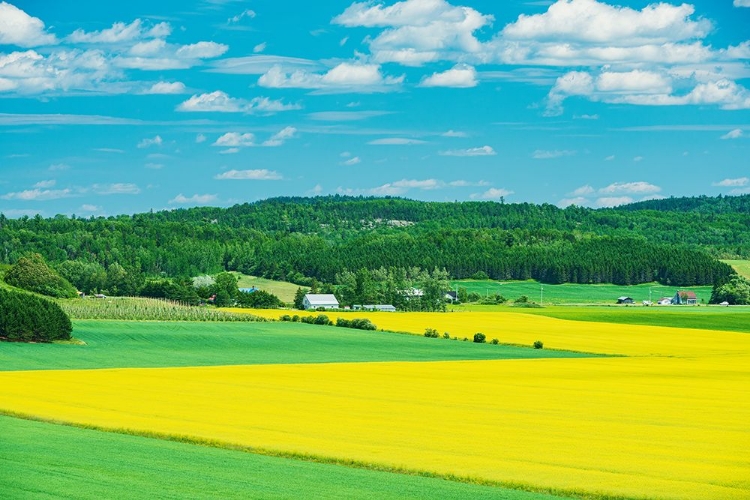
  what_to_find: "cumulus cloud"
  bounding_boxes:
[213,132,255,147]
[175,41,228,59]
[0,2,57,47]
[33,180,56,189]
[472,188,514,200]
[68,19,170,44]
[713,177,749,187]
[420,64,478,88]
[142,81,186,94]
[571,185,595,196]
[442,130,467,137]
[734,0,750,7]
[1,188,73,201]
[596,196,634,207]
[258,62,403,93]
[176,91,300,113]
[215,169,283,180]
[439,146,495,156]
[137,135,163,148]
[169,193,218,204]
[721,129,744,140]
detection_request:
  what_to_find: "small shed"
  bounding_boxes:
[303,294,339,310]
[617,296,634,304]
[238,287,258,294]
[445,291,458,302]
[673,291,698,305]
[657,297,673,305]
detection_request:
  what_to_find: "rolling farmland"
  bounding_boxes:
[2,312,749,499]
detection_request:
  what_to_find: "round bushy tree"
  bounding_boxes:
[4,253,77,298]
[711,274,750,305]
[0,289,72,342]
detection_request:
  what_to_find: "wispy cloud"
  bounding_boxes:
[368,138,427,145]
[1,188,74,201]
[215,169,283,180]
[341,156,362,166]
[308,111,392,121]
[532,149,576,159]
[169,193,218,204]
[137,135,162,148]
[177,91,300,114]
[713,177,749,187]
[471,188,514,200]
[439,146,495,157]
[721,128,743,139]
[92,183,141,195]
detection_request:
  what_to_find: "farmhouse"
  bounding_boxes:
[303,294,339,310]
[657,297,673,306]
[353,304,397,312]
[672,290,698,305]
[617,296,634,304]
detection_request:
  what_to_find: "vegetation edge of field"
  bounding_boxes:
[0,409,649,500]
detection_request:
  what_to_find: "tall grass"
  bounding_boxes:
[58,297,262,322]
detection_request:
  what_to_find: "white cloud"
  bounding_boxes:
[333,0,493,66]
[33,180,56,189]
[0,2,57,47]
[196,134,207,144]
[532,149,575,159]
[439,146,495,157]
[175,41,228,59]
[263,126,297,147]
[169,193,218,204]
[368,138,427,145]
[599,181,661,195]
[68,19,170,44]
[558,197,588,208]
[633,156,644,162]
[253,42,266,53]
[307,111,392,121]
[342,156,362,166]
[571,185,595,196]
[145,163,163,170]
[258,62,403,92]
[213,132,255,147]
[596,70,672,94]
[420,64,478,88]
[137,135,163,148]
[473,188,514,200]
[442,130,467,137]
[176,91,300,113]
[546,71,594,115]
[80,204,100,212]
[48,163,70,171]
[143,81,186,94]
[596,196,634,207]
[209,55,324,75]
[721,129,743,140]
[605,155,615,161]
[92,183,141,195]
[95,148,125,153]
[215,169,283,180]
[1,188,73,201]
[734,0,750,7]
[228,9,256,24]
[713,177,749,187]
[219,148,240,155]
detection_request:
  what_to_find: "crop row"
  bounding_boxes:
[58,297,262,322]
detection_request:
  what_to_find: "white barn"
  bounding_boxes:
[303,294,339,310]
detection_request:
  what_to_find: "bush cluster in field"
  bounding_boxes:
[0,288,72,342]
[279,314,377,331]
[59,297,262,322]
[423,327,542,348]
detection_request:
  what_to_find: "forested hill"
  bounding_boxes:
[614,194,750,214]
[0,195,745,289]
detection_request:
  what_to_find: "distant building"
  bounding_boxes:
[672,291,698,305]
[401,287,424,299]
[657,297,673,306]
[303,294,339,310]
[353,304,397,312]
[445,291,458,302]
[238,287,258,294]
[617,296,634,304]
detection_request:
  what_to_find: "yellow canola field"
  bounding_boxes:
[232,308,750,358]
[1,355,748,500]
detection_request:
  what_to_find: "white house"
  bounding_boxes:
[303,294,339,310]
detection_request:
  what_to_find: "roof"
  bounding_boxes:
[304,294,339,305]
[617,296,633,301]
[677,291,698,299]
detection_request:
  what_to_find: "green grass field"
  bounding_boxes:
[0,320,592,371]
[0,415,566,500]
[451,279,712,305]
[232,272,301,303]
[723,259,750,279]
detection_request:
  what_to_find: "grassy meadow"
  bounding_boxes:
[232,272,301,303]
[723,259,750,279]
[0,320,587,372]
[451,279,713,305]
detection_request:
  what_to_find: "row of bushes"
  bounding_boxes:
[423,328,543,348]
[279,314,377,331]
[0,288,72,342]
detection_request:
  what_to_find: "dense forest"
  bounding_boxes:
[0,194,746,292]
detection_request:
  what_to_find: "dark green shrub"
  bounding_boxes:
[473,332,486,343]
[424,328,439,338]
[442,332,450,339]
[0,289,72,342]
[4,254,77,299]
[235,290,284,309]
[314,314,332,325]
[279,314,292,322]
[515,295,529,304]
[490,338,500,345]
[470,270,489,280]
[533,340,544,349]
[292,315,300,322]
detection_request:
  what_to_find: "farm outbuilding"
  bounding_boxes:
[617,296,634,304]
[353,304,397,312]
[303,294,339,310]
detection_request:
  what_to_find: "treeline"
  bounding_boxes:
[0,196,740,288]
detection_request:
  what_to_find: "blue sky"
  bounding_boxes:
[1,0,749,217]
